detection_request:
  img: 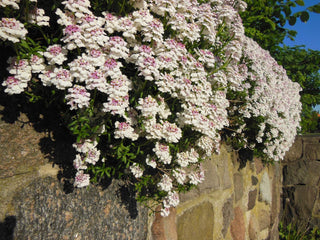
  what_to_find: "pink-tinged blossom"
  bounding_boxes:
[169,14,200,42]
[132,9,154,28]
[55,8,76,26]
[156,73,176,94]
[136,95,159,117]
[163,191,179,208]
[73,139,98,153]
[158,174,173,192]
[2,76,28,95]
[114,16,137,41]
[162,121,182,143]
[38,67,54,86]
[188,167,205,185]
[44,45,68,65]
[160,191,180,216]
[102,95,129,117]
[160,207,170,217]
[85,147,100,165]
[158,96,171,118]
[144,119,164,140]
[82,23,109,48]
[86,70,107,93]
[51,68,73,90]
[62,24,86,50]
[173,169,187,185]
[68,56,95,82]
[176,149,199,168]
[29,8,50,26]
[83,49,106,67]
[146,155,157,168]
[137,56,160,81]
[196,49,216,69]
[102,58,123,79]
[73,154,87,170]
[142,19,164,43]
[62,0,92,17]
[147,0,177,17]
[30,54,45,73]
[102,12,118,34]
[107,75,132,97]
[156,52,178,71]
[0,18,28,43]
[74,170,90,188]
[153,142,172,164]
[7,57,32,81]
[130,163,143,178]
[108,36,129,59]
[114,121,139,140]
[196,136,215,156]
[65,85,90,110]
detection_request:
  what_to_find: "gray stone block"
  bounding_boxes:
[12,177,148,240]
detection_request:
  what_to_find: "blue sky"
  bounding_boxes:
[282,1,320,112]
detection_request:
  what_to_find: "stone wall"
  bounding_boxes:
[0,110,281,240]
[0,111,148,240]
[282,135,320,227]
[150,145,282,240]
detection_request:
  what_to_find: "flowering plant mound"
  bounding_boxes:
[0,0,301,216]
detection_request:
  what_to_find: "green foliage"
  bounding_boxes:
[273,46,320,133]
[240,0,319,52]
[279,221,320,240]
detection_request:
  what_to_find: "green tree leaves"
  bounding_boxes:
[241,0,320,133]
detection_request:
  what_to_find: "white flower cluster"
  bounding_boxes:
[0,18,28,43]
[0,0,20,9]
[236,37,302,161]
[1,0,301,216]
[28,7,50,26]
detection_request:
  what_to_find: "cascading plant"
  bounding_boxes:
[0,0,301,216]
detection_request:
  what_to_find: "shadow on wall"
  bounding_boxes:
[0,216,16,240]
[0,88,77,194]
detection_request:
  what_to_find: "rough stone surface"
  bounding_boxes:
[248,189,257,210]
[251,176,258,186]
[198,157,220,193]
[294,185,318,220]
[222,197,234,237]
[283,136,303,162]
[234,173,244,202]
[304,143,320,160]
[218,146,232,190]
[230,207,245,240]
[259,172,272,205]
[283,160,320,186]
[177,202,214,240]
[152,207,177,240]
[0,112,48,220]
[258,209,271,231]
[271,165,281,228]
[179,188,200,203]
[254,158,264,174]
[282,135,320,228]
[11,177,148,240]
[248,215,259,240]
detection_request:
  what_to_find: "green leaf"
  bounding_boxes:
[288,16,297,26]
[308,3,320,13]
[295,0,304,6]
[300,11,309,23]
